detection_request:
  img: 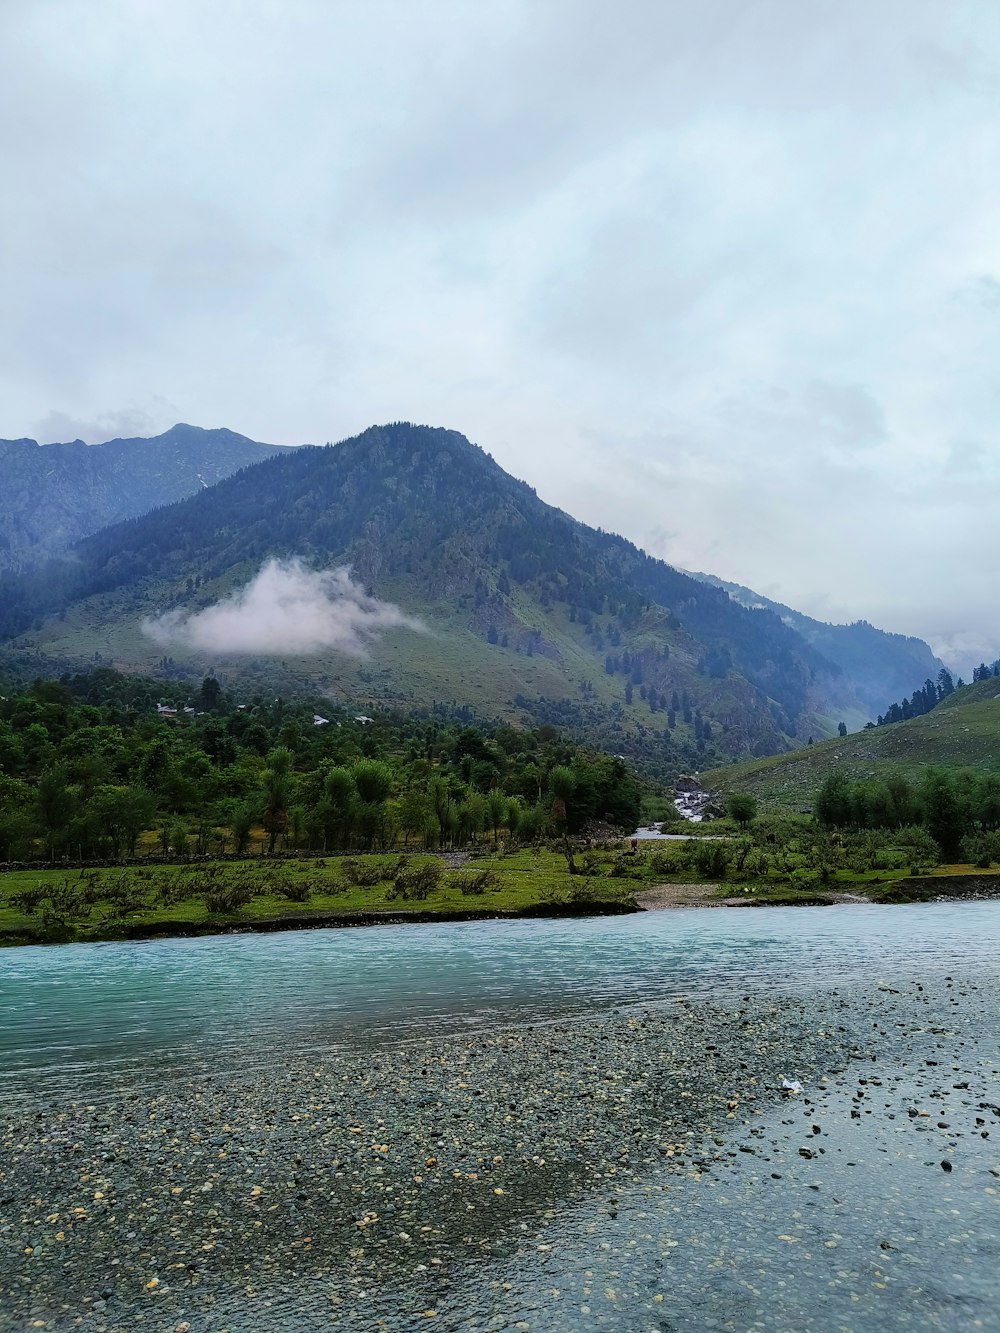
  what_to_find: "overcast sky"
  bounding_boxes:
[3,1,999,668]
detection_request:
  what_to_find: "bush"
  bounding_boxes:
[648,847,683,876]
[101,871,151,921]
[960,831,1000,869]
[152,871,194,906]
[450,869,497,896]
[203,882,253,913]
[341,858,394,888]
[273,879,313,902]
[6,885,49,915]
[609,852,644,878]
[389,860,444,901]
[691,840,731,878]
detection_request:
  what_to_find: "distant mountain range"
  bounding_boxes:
[0,424,287,572]
[690,573,945,719]
[0,421,952,778]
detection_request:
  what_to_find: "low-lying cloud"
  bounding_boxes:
[143,558,423,657]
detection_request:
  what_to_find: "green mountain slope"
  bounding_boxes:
[0,423,287,572]
[692,572,945,718]
[0,423,927,778]
[704,675,1000,810]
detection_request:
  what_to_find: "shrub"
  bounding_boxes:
[960,831,1000,869]
[389,860,444,901]
[273,879,313,902]
[691,840,731,878]
[153,871,192,906]
[451,869,497,896]
[649,848,683,876]
[341,858,393,888]
[203,883,253,913]
[609,852,643,878]
[6,885,48,915]
[102,871,151,920]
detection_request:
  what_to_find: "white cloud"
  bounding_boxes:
[142,558,423,657]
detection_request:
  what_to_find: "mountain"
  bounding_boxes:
[703,674,1000,811]
[691,572,945,719]
[0,423,287,572]
[0,423,932,778]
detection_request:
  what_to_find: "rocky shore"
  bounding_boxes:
[0,993,858,1330]
[1,977,996,1331]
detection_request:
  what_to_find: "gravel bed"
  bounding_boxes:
[0,994,863,1331]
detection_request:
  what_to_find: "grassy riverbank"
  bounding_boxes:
[3,842,1000,945]
[0,850,639,945]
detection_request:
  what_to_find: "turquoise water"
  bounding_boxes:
[2,900,999,1094]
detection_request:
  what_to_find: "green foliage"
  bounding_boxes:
[690,840,731,878]
[725,791,757,828]
[959,830,1000,869]
[389,859,444,901]
[203,881,254,914]
[450,868,497,896]
[648,846,684,875]
[340,858,395,888]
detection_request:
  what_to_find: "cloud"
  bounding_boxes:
[3,1,1000,650]
[32,400,178,444]
[142,558,423,657]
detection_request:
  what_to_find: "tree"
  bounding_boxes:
[921,770,964,861]
[837,721,847,738]
[352,759,394,849]
[88,785,156,857]
[0,775,37,859]
[199,676,222,710]
[815,772,852,828]
[486,789,507,844]
[725,792,757,829]
[549,765,577,872]
[36,763,75,859]
[313,766,357,850]
[230,801,257,856]
[262,747,293,853]
[398,787,432,846]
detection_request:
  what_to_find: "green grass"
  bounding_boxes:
[4,833,995,946]
[703,693,1000,812]
[0,850,638,945]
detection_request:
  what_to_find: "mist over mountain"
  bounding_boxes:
[690,572,946,720]
[0,422,945,778]
[0,423,287,572]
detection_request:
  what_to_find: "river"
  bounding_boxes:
[1,903,998,1330]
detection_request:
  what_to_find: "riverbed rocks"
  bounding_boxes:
[1,977,997,1331]
[0,995,856,1330]
[672,778,720,823]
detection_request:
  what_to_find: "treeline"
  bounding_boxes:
[815,767,1000,860]
[872,664,1000,728]
[0,669,643,862]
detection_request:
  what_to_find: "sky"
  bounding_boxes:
[3,0,1000,669]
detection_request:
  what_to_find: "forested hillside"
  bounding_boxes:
[0,670,642,862]
[705,669,1000,812]
[0,423,923,777]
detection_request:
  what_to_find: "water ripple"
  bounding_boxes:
[2,901,998,1099]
